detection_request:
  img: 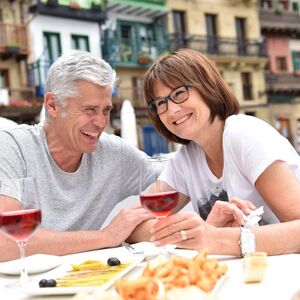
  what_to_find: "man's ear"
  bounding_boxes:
[44,92,58,118]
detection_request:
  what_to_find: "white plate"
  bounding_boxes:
[0,254,62,275]
[18,253,144,296]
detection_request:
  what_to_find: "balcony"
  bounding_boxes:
[0,23,29,60]
[102,35,168,67]
[169,34,266,57]
[29,0,106,22]
[106,0,166,18]
[259,8,300,34]
[265,72,300,95]
[0,87,42,123]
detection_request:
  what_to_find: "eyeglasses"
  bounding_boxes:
[149,84,190,115]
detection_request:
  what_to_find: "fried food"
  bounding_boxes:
[115,249,227,300]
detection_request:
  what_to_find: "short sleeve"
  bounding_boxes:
[224,116,300,185]
[0,130,27,179]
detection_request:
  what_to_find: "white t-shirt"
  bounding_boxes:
[160,114,300,224]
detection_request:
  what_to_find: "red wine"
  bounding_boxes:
[0,209,41,242]
[140,191,179,217]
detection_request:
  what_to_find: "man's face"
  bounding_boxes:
[55,80,113,154]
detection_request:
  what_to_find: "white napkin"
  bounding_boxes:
[243,206,264,228]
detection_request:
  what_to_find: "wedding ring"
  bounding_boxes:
[180,230,188,241]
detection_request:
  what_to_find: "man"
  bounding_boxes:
[0,51,154,262]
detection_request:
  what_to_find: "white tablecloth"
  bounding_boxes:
[0,247,299,300]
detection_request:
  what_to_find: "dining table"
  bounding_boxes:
[0,244,299,300]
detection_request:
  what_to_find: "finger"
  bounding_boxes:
[151,216,202,242]
[151,211,199,233]
[229,197,256,214]
[222,203,244,225]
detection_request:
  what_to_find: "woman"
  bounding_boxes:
[143,49,300,255]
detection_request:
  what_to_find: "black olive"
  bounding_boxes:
[107,257,121,266]
[39,279,47,288]
[39,278,57,288]
[46,279,57,287]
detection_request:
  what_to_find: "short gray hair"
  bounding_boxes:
[44,50,116,120]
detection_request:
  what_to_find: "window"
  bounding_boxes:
[292,1,299,12]
[292,51,300,71]
[172,10,187,48]
[132,77,143,103]
[241,72,253,100]
[43,32,62,62]
[245,111,256,117]
[236,17,247,55]
[71,35,90,51]
[0,70,9,88]
[276,56,287,71]
[205,14,218,54]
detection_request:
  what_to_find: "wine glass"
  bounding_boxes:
[0,177,41,286]
[139,156,179,256]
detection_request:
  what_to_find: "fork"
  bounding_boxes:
[122,242,144,255]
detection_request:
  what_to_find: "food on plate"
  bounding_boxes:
[243,252,268,283]
[115,249,227,300]
[107,257,121,266]
[39,258,131,288]
[39,278,57,287]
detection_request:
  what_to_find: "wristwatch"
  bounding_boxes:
[239,227,256,257]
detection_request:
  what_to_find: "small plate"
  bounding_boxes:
[0,254,62,275]
[18,254,144,296]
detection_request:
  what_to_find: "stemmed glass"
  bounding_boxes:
[139,156,179,256]
[0,177,41,286]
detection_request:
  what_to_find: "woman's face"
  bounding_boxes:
[153,81,212,143]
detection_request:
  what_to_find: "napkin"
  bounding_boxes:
[243,206,264,228]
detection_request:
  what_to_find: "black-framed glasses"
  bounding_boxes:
[149,84,190,115]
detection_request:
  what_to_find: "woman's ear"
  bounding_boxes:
[44,92,58,118]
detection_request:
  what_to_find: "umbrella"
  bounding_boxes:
[121,100,138,148]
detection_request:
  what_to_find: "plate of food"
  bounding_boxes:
[72,249,228,300]
[0,254,62,275]
[18,253,144,296]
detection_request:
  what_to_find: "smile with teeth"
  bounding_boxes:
[81,130,98,138]
[173,113,192,125]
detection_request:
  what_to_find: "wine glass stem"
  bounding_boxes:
[17,240,29,285]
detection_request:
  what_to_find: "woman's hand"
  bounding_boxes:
[206,197,256,228]
[150,211,220,251]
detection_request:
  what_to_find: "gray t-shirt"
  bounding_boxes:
[0,124,150,231]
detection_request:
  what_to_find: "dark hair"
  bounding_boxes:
[143,48,240,144]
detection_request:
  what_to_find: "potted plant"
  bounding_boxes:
[5,43,20,53]
[70,1,81,9]
[138,53,152,65]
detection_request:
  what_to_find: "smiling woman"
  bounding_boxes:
[141,48,300,256]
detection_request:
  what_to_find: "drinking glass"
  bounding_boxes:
[139,156,179,256]
[0,177,41,286]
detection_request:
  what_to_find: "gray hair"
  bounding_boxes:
[44,50,116,120]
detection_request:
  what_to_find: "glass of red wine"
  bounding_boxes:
[139,156,179,256]
[0,177,41,286]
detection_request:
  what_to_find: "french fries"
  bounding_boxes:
[115,249,227,300]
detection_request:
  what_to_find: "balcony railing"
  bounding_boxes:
[30,0,106,22]
[259,8,300,32]
[102,35,168,67]
[169,34,266,57]
[0,23,29,59]
[265,72,300,94]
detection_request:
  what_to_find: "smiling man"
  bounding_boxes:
[0,51,154,261]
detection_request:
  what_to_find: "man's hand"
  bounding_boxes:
[101,205,154,247]
[206,198,256,227]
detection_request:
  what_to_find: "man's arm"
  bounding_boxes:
[0,198,153,262]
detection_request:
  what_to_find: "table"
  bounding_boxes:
[0,247,299,300]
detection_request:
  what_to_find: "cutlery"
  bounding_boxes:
[121,242,144,255]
